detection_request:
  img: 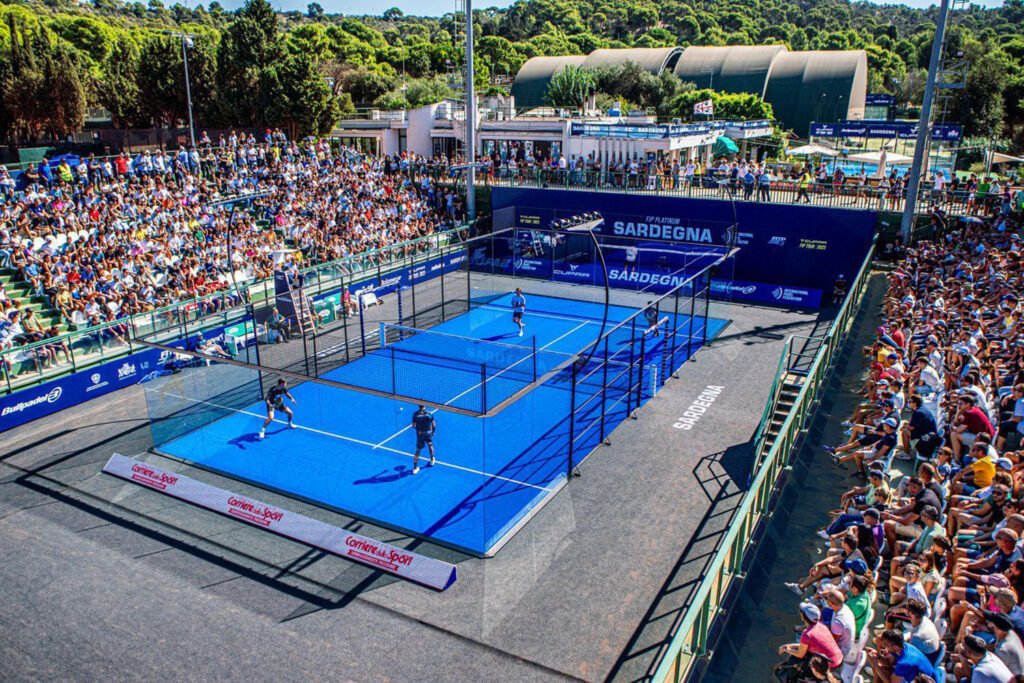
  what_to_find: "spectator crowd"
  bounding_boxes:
[0,135,465,379]
[478,146,1024,215]
[774,207,1024,682]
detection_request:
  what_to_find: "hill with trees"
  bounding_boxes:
[0,0,1022,144]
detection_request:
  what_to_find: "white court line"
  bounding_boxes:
[479,303,603,326]
[372,320,590,450]
[146,388,553,492]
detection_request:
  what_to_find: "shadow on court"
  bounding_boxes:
[605,441,753,683]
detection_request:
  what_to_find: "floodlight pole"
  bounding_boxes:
[464,0,476,219]
[208,191,274,301]
[562,217,608,369]
[900,0,951,244]
[166,31,197,148]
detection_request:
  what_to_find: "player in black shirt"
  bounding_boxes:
[259,378,297,440]
[644,302,660,337]
[411,404,436,474]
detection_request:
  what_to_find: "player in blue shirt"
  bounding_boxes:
[511,288,527,337]
[411,404,436,474]
[259,378,297,440]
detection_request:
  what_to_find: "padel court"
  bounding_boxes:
[140,229,733,556]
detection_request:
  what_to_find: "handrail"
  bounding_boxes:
[751,339,790,453]
[484,171,1019,217]
[0,223,472,394]
[652,237,876,683]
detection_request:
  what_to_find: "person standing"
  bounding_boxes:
[511,287,527,337]
[411,404,436,475]
[259,379,297,440]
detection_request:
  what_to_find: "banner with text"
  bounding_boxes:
[102,454,457,590]
[491,187,873,306]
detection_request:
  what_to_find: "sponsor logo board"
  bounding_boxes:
[103,454,457,590]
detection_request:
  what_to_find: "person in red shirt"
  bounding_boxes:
[951,394,996,459]
[777,602,843,675]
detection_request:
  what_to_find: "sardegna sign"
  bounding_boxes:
[103,454,457,590]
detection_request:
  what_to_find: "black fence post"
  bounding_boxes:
[636,334,647,410]
[390,347,397,395]
[440,255,447,323]
[600,336,610,445]
[480,362,488,414]
[626,317,636,418]
[701,271,711,346]
[359,299,367,357]
[670,288,681,379]
[567,361,577,478]
[410,255,418,329]
[687,286,696,362]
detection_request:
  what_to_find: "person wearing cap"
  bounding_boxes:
[952,394,997,460]
[865,627,936,682]
[830,417,899,475]
[952,632,1014,682]
[980,611,1024,675]
[776,601,843,673]
[952,483,1012,539]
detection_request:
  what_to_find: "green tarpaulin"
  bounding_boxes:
[713,136,739,157]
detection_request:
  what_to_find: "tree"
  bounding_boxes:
[545,64,595,109]
[667,89,774,121]
[306,2,323,19]
[337,66,396,105]
[94,34,143,127]
[44,43,87,137]
[958,50,1011,137]
[216,0,286,127]
[382,7,403,21]
[272,51,339,137]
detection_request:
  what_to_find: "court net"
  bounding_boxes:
[371,322,655,414]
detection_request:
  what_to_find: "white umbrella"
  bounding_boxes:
[787,143,839,157]
[847,150,913,165]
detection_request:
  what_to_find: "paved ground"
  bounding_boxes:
[699,275,885,682]
[0,299,821,683]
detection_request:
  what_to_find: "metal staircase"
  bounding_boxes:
[754,332,829,466]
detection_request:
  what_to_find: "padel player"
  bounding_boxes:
[645,302,661,337]
[511,287,527,337]
[259,378,297,440]
[411,404,436,474]
[624,244,639,274]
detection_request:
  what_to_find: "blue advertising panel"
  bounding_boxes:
[491,187,875,305]
[0,323,244,434]
[810,121,961,141]
[865,94,896,106]
[1,251,469,434]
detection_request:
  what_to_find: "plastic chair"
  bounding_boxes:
[932,641,947,683]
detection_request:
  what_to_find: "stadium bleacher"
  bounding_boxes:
[0,138,463,384]
[774,204,1024,682]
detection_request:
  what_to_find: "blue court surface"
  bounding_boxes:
[154,293,729,555]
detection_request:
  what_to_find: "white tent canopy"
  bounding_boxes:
[846,150,913,165]
[787,143,839,157]
[992,152,1024,165]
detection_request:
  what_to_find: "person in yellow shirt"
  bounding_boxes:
[796,167,812,204]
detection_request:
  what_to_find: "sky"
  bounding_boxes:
[209,0,1005,15]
